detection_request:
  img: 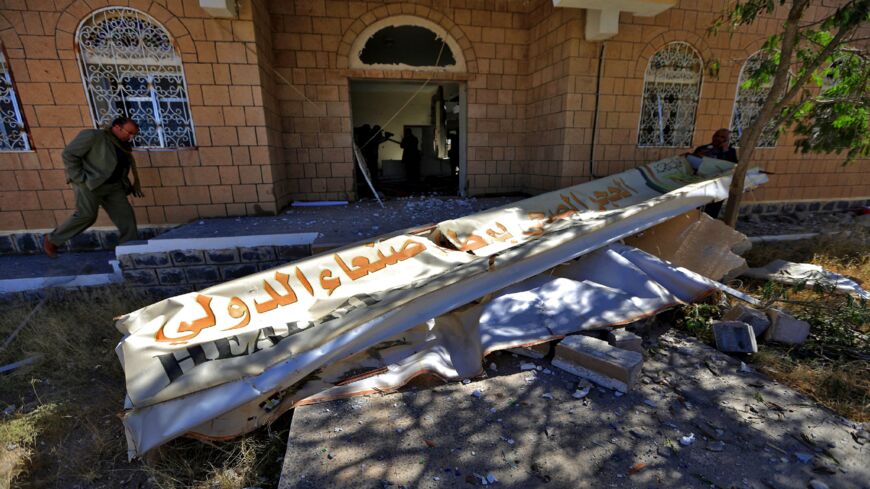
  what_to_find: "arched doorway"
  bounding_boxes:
[348,18,466,198]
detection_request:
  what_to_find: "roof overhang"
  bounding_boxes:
[553,0,676,40]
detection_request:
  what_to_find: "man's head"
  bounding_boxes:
[110,116,139,143]
[711,128,731,148]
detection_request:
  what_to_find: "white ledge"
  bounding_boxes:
[199,0,237,18]
[553,0,676,40]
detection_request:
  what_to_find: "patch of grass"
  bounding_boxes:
[0,403,62,488]
[145,421,291,489]
[0,285,292,489]
[743,229,869,285]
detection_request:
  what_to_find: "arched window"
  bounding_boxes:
[76,7,195,148]
[350,18,465,72]
[0,48,29,151]
[638,42,703,147]
[730,52,778,147]
[360,25,455,67]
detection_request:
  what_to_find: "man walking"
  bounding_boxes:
[43,116,144,257]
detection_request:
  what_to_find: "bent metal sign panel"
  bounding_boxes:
[115,156,758,456]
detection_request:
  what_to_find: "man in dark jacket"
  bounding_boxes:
[692,128,738,163]
[689,128,738,219]
[43,116,144,257]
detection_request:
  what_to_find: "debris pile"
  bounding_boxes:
[114,155,771,457]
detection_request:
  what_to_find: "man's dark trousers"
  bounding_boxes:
[47,181,137,245]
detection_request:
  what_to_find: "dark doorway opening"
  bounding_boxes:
[349,80,463,198]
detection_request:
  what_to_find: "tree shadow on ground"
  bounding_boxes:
[279,332,868,489]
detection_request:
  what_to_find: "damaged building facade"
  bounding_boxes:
[0,0,867,233]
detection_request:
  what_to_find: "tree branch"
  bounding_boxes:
[779,25,857,111]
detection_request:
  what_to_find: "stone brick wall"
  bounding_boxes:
[118,243,311,293]
[0,0,867,234]
[577,1,870,203]
[270,0,869,203]
[0,0,277,232]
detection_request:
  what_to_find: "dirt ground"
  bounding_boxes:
[279,331,869,489]
[1,207,867,489]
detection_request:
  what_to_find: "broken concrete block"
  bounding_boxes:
[763,309,810,345]
[712,321,758,353]
[607,328,643,353]
[551,335,643,392]
[508,342,551,359]
[723,304,770,337]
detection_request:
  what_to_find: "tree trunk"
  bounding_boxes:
[722,0,809,227]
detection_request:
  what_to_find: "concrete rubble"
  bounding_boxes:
[606,328,643,353]
[551,335,643,392]
[764,309,811,345]
[624,209,752,281]
[279,332,868,489]
[712,320,759,353]
[723,304,771,337]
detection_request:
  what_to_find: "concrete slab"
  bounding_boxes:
[279,333,870,489]
[0,251,115,279]
[0,251,119,293]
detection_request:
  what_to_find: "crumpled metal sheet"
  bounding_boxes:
[742,259,870,300]
[115,157,766,458]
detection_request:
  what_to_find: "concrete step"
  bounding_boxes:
[0,250,120,294]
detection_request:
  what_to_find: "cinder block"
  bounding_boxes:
[157,268,187,285]
[763,309,810,345]
[185,266,220,284]
[122,269,158,286]
[239,246,276,262]
[170,249,205,265]
[607,328,643,353]
[712,321,758,353]
[221,263,258,280]
[723,304,770,337]
[130,252,171,268]
[205,248,239,264]
[552,335,643,392]
[507,342,551,359]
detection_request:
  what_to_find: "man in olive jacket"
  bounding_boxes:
[43,116,144,257]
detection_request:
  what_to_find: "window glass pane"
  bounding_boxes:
[0,55,29,151]
[638,42,703,147]
[78,8,195,148]
[730,52,778,148]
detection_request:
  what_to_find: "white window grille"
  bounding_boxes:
[730,52,778,147]
[637,42,703,147]
[76,7,195,148]
[0,49,30,151]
